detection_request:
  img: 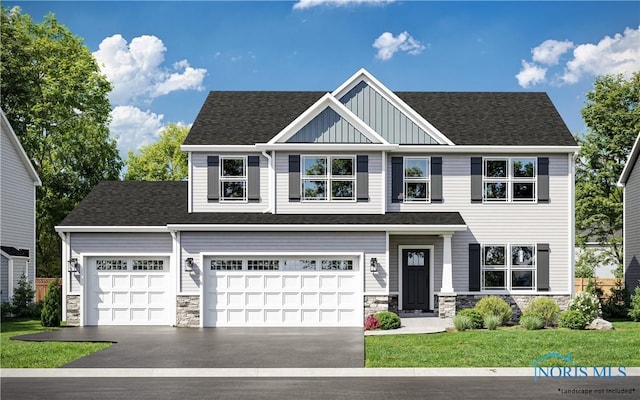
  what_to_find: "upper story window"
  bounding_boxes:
[220,157,247,201]
[302,156,355,201]
[404,157,430,202]
[483,158,536,202]
[482,244,536,290]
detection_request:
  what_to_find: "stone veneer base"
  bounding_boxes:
[364,295,399,317]
[65,295,80,326]
[176,295,200,327]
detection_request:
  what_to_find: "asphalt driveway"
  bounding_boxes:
[13,326,363,368]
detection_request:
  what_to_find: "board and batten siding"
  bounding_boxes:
[386,154,572,293]
[275,152,383,214]
[1,126,36,282]
[625,157,640,290]
[179,231,387,294]
[339,81,438,145]
[191,152,268,213]
[68,233,173,293]
[288,107,372,144]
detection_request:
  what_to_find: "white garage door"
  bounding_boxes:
[203,256,362,327]
[87,257,170,325]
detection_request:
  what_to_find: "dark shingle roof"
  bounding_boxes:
[1,246,30,257]
[184,91,576,147]
[58,181,465,227]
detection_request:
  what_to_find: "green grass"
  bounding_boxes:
[365,322,640,367]
[1,319,111,368]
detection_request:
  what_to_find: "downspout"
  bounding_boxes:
[262,150,274,214]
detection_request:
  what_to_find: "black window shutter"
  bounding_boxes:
[470,157,482,203]
[207,156,219,201]
[247,156,260,202]
[289,155,301,201]
[537,243,550,291]
[431,157,442,203]
[391,157,403,203]
[538,157,549,203]
[469,243,481,292]
[356,155,369,202]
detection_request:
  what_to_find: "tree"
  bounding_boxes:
[1,7,122,277]
[41,279,62,327]
[575,72,640,278]
[124,123,189,181]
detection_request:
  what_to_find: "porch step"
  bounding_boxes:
[398,311,437,318]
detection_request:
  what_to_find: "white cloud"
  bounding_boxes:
[293,0,393,10]
[532,39,574,65]
[515,60,547,88]
[561,26,640,84]
[109,106,164,158]
[516,26,640,87]
[373,31,426,61]
[93,34,207,105]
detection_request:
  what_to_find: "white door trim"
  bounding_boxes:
[397,245,435,311]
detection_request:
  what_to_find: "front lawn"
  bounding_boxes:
[365,322,640,367]
[1,319,111,368]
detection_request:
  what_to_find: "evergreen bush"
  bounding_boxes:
[456,308,484,329]
[376,311,401,330]
[559,310,588,330]
[522,297,560,327]
[41,280,62,327]
[475,296,513,325]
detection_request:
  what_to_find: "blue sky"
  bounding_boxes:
[9,1,640,158]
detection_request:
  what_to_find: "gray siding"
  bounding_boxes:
[1,123,36,271]
[180,231,387,294]
[288,107,371,143]
[192,152,269,213]
[386,154,572,293]
[340,82,438,145]
[625,158,640,290]
[68,233,173,293]
[276,152,383,214]
[389,235,443,294]
[1,255,7,302]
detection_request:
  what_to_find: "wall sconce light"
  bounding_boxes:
[184,257,194,272]
[370,257,378,273]
[67,258,78,273]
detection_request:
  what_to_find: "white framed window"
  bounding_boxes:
[96,258,165,272]
[301,156,355,201]
[481,244,536,290]
[209,257,354,271]
[483,158,536,202]
[404,157,430,202]
[220,156,247,202]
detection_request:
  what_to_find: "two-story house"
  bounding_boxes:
[1,109,41,303]
[619,133,640,292]
[56,69,578,327]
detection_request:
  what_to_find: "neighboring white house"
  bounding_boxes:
[56,69,579,327]
[1,109,41,303]
[619,133,640,292]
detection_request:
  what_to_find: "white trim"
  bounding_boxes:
[482,157,537,203]
[0,250,30,260]
[188,152,193,213]
[384,231,390,295]
[569,153,576,296]
[618,133,640,185]
[480,244,537,291]
[381,151,387,214]
[398,245,435,311]
[330,68,455,146]
[267,93,390,145]
[7,259,13,301]
[0,108,42,185]
[55,226,169,233]
[180,145,257,152]
[256,143,399,151]
[219,155,248,203]
[391,145,580,154]
[261,150,274,214]
[439,291,572,296]
[300,155,356,202]
[170,231,179,326]
[166,224,468,233]
[403,156,431,203]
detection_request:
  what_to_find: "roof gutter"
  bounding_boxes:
[165,224,468,233]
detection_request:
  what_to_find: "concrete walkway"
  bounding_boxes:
[365,316,454,336]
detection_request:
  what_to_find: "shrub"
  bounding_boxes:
[483,315,501,330]
[568,291,601,322]
[364,314,380,330]
[559,310,588,330]
[453,314,473,331]
[10,274,37,318]
[519,314,544,330]
[1,301,12,318]
[457,308,484,329]
[475,296,513,325]
[602,279,630,319]
[41,280,62,327]
[629,287,640,322]
[523,297,560,327]
[376,311,401,330]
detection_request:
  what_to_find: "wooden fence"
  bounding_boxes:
[574,278,619,300]
[35,278,59,303]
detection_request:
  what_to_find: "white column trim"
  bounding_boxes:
[440,234,455,294]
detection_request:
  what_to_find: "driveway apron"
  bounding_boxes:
[14,327,364,368]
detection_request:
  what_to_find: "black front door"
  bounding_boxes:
[402,249,430,310]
